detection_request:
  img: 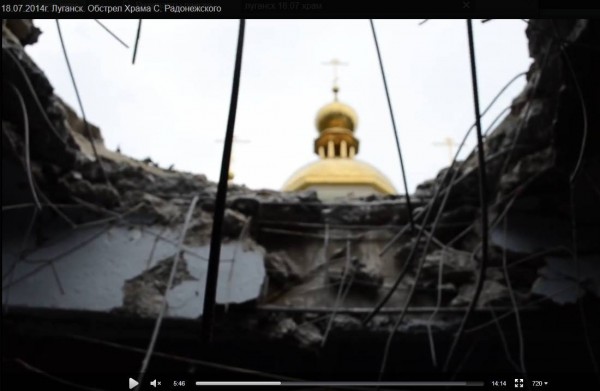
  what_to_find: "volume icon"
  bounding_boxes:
[150,379,157,388]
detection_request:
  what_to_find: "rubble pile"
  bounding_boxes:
[2,19,599,346]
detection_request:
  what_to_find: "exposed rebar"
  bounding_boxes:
[202,19,246,344]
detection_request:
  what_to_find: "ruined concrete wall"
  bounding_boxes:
[2,19,270,318]
[414,19,600,305]
[2,21,600,388]
[2,19,599,345]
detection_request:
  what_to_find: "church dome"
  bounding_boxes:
[315,101,358,133]
[282,80,396,200]
[282,158,396,195]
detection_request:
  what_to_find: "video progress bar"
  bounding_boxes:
[195,381,485,386]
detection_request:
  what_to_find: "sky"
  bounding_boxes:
[27,19,531,193]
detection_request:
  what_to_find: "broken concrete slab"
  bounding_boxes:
[2,224,266,318]
[4,19,41,46]
[328,201,412,226]
[267,317,324,349]
[294,322,324,348]
[532,255,600,304]
[120,255,196,318]
[264,251,303,286]
[222,208,248,238]
[450,280,511,308]
[422,249,476,285]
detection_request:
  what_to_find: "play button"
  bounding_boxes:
[129,378,139,389]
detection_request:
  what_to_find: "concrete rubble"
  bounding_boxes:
[2,19,599,380]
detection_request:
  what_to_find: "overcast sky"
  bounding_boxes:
[27,19,531,193]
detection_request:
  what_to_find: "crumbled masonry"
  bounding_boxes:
[2,18,599,381]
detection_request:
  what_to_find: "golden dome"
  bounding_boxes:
[315,101,358,133]
[282,82,395,199]
[282,158,396,195]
